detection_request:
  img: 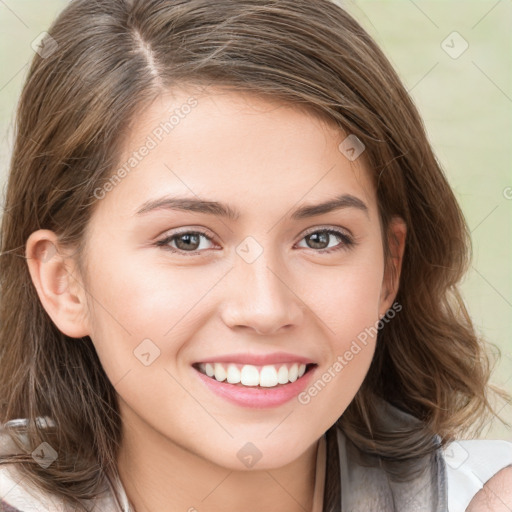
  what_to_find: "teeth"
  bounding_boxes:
[205,363,215,377]
[198,362,309,387]
[289,363,299,383]
[226,364,241,384]
[277,365,289,384]
[214,363,227,382]
[259,365,278,387]
[241,365,260,386]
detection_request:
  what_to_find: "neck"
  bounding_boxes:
[116,403,320,512]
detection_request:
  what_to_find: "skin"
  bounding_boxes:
[26,86,407,512]
[466,466,512,511]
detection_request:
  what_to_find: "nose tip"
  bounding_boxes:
[220,260,304,335]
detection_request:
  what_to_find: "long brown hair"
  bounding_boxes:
[0,0,509,510]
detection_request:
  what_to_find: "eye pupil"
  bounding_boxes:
[307,231,329,249]
[176,233,200,251]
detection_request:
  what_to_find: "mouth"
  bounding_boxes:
[192,361,318,388]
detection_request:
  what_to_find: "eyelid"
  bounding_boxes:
[164,226,213,237]
[157,226,216,241]
[300,224,354,239]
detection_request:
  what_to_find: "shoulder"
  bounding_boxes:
[1,427,124,512]
[466,465,512,511]
[1,499,23,511]
[442,438,512,512]
[0,421,68,512]
[0,460,122,512]
[0,462,57,512]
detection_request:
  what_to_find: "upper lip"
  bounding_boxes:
[194,352,316,366]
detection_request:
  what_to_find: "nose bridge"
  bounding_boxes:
[220,236,303,334]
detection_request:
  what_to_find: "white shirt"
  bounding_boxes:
[443,438,512,512]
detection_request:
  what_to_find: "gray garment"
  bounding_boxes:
[322,398,447,511]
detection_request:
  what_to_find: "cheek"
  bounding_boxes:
[82,245,220,377]
[300,250,384,343]
[295,268,382,421]
[294,247,384,409]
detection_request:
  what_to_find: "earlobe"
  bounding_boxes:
[25,229,90,338]
[379,217,407,316]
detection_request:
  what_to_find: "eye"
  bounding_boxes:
[295,228,354,253]
[155,226,355,256]
[155,228,216,255]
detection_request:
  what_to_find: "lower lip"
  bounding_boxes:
[193,365,317,409]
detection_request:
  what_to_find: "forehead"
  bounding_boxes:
[97,86,377,221]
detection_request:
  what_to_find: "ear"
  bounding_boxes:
[25,229,90,338]
[378,216,407,318]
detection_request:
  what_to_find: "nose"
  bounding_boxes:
[219,249,304,336]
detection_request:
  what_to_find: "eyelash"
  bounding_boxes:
[155,227,355,256]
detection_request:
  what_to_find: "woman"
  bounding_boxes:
[0,1,511,511]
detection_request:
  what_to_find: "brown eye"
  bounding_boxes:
[174,233,201,251]
[305,231,330,249]
[156,230,215,255]
[297,229,354,253]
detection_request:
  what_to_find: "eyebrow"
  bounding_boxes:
[135,193,369,220]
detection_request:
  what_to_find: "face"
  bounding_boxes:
[29,86,405,471]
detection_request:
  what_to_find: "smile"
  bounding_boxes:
[192,361,319,409]
[193,362,316,388]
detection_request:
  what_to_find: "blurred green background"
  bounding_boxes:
[0,0,510,440]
